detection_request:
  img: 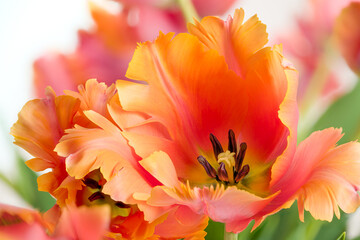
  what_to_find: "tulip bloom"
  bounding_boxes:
[0,204,110,240]
[11,80,169,239]
[34,0,237,98]
[11,80,117,206]
[335,2,360,75]
[51,8,360,234]
[277,0,358,107]
[33,3,138,98]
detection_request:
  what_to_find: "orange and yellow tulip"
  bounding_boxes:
[12,6,360,237]
[53,9,360,234]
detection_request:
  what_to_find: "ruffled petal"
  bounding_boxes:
[64,79,116,127]
[107,93,149,130]
[55,111,156,203]
[55,119,132,179]
[102,165,153,203]
[11,88,79,168]
[53,205,111,240]
[202,186,278,233]
[271,128,360,221]
[188,9,268,78]
[139,151,180,188]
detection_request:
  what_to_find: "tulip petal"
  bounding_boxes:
[55,118,133,179]
[0,204,50,240]
[270,59,299,186]
[154,207,208,240]
[202,186,278,233]
[272,128,360,221]
[139,151,180,188]
[107,93,149,130]
[54,205,110,240]
[102,165,152,203]
[188,9,268,78]
[64,79,116,127]
[55,113,157,203]
[241,46,290,162]
[11,88,79,168]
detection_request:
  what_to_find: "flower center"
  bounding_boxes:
[83,172,131,217]
[197,129,250,185]
[218,150,235,167]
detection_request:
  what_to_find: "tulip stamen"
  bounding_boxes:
[83,178,102,189]
[88,191,105,202]
[198,129,250,185]
[235,142,247,173]
[210,133,224,159]
[218,162,229,182]
[198,155,217,178]
[115,202,131,209]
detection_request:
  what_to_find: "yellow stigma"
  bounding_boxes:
[218,150,235,168]
[218,150,236,184]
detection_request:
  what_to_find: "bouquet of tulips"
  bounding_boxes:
[1,0,360,239]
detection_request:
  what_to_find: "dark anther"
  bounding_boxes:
[235,142,247,172]
[115,202,131,208]
[198,155,217,178]
[217,162,229,182]
[198,130,250,185]
[88,191,105,202]
[210,133,224,159]
[83,178,101,189]
[228,129,237,155]
[234,164,250,183]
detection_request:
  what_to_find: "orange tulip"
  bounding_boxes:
[34,0,237,98]
[56,9,360,233]
[14,6,360,236]
[11,80,167,239]
[11,80,116,206]
[335,2,360,75]
[0,204,110,240]
[33,3,138,98]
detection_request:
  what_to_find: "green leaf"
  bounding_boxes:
[14,153,55,211]
[205,220,224,240]
[337,232,346,240]
[0,152,55,212]
[310,80,360,144]
[237,221,254,240]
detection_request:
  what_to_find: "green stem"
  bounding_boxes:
[176,0,199,23]
[224,231,238,240]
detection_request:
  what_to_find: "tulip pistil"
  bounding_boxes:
[198,129,250,185]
